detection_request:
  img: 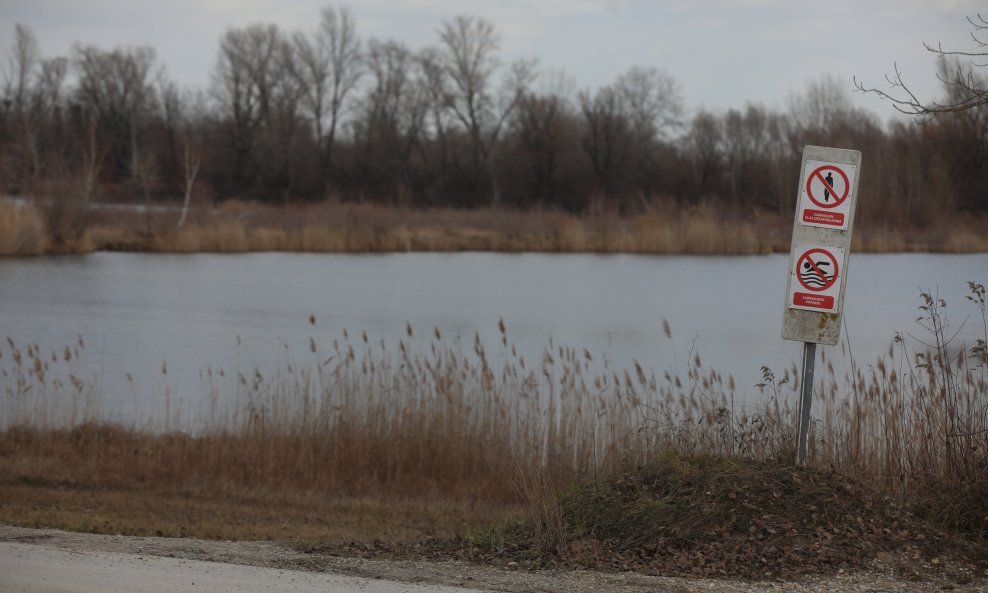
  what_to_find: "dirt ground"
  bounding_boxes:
[1,524,985,593]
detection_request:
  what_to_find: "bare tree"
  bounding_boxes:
[719,104,795,211]
[439,14,498,185]
[134,144,157,237]
[2,23,40,113]
[46,114,102,246]
[788,75,855,132]
[579,85,630,197]
[213,23,301,198]
[416,47,453,201]
[721,107,753,205]
[613,66,682,142]
[614,66,683,195]
[177,137,201,228]
[683,111,722,201]
[356,38,429,202]
[25,56,68,183]
[1,24,42,187]
[165,87,206,228]
[854,14,988,116]
[73,44,161,184]
[34,56,68,118]
[438,15,535,199]
[1,25,73,196]
[213,27,261,192]
[291,6,362,187]
[577,66,682,207]
[509,69,577,206]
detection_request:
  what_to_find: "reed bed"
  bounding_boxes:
[1,283,986,538]
[1,323,648,502]
[0,200,47,256]
[7,198,985,255]
[85,201,786,255]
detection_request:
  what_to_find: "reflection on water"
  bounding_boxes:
[0,252,984,423]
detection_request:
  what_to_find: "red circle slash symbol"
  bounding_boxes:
[805,165,850,209]
[796,248,839,292]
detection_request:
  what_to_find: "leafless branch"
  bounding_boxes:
[854,14,988,117]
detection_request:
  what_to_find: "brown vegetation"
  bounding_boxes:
[4,199,988,257]
[1,284,986,578]
[0,481,502,543]
[0,201,46,255]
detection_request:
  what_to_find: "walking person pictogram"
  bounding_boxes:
[800,163,852,229]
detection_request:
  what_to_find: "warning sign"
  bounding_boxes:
[797,160,855,230]
[788,244,844,313]
[783,145,860,345]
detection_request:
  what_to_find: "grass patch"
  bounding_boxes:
[488,452,985,577]
[0,482,510,542]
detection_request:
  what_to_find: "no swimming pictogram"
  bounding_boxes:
[788,244,844,313]
[796,248,838,292]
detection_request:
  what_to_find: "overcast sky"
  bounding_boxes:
[1,0,983,124]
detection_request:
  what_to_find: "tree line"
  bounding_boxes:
[1,9,986,229]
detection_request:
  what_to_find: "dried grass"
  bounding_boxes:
[20,200,986,256]
[943,230,988,253]
[1,283,986,542]
[0,201,47,256]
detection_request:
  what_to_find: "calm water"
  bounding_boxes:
[0,252,985,423]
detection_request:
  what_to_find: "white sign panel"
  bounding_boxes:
[783,146,860,345]
[787,243,845,314]
[797,160,856,230]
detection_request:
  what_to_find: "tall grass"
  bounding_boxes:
[1,322,644,501]
[1,284,986,535]
[85,202,785,255]
[0,201,47,256]
[12,199,988,255]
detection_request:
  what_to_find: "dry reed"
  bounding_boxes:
[1,283,986,537]
[12,199,988,255]
[0,201,47,256]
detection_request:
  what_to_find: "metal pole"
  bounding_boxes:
[796,341,817,466]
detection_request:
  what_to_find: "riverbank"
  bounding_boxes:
[3,199,988,256]
[1,453,986,588]
[2,283,986,581]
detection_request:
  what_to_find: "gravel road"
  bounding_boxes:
[0,541,486,593]
[0,524,982,593]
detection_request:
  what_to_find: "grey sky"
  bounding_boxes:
[1,0,983,124]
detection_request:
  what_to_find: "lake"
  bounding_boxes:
[0,252,985,425]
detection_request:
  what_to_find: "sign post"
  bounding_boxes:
[783,146,861,466]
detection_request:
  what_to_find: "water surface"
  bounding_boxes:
[0,252,984,423]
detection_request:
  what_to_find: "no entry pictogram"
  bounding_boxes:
[805,165,850,209]
[797,159,856,230]
[795,248,839,292]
